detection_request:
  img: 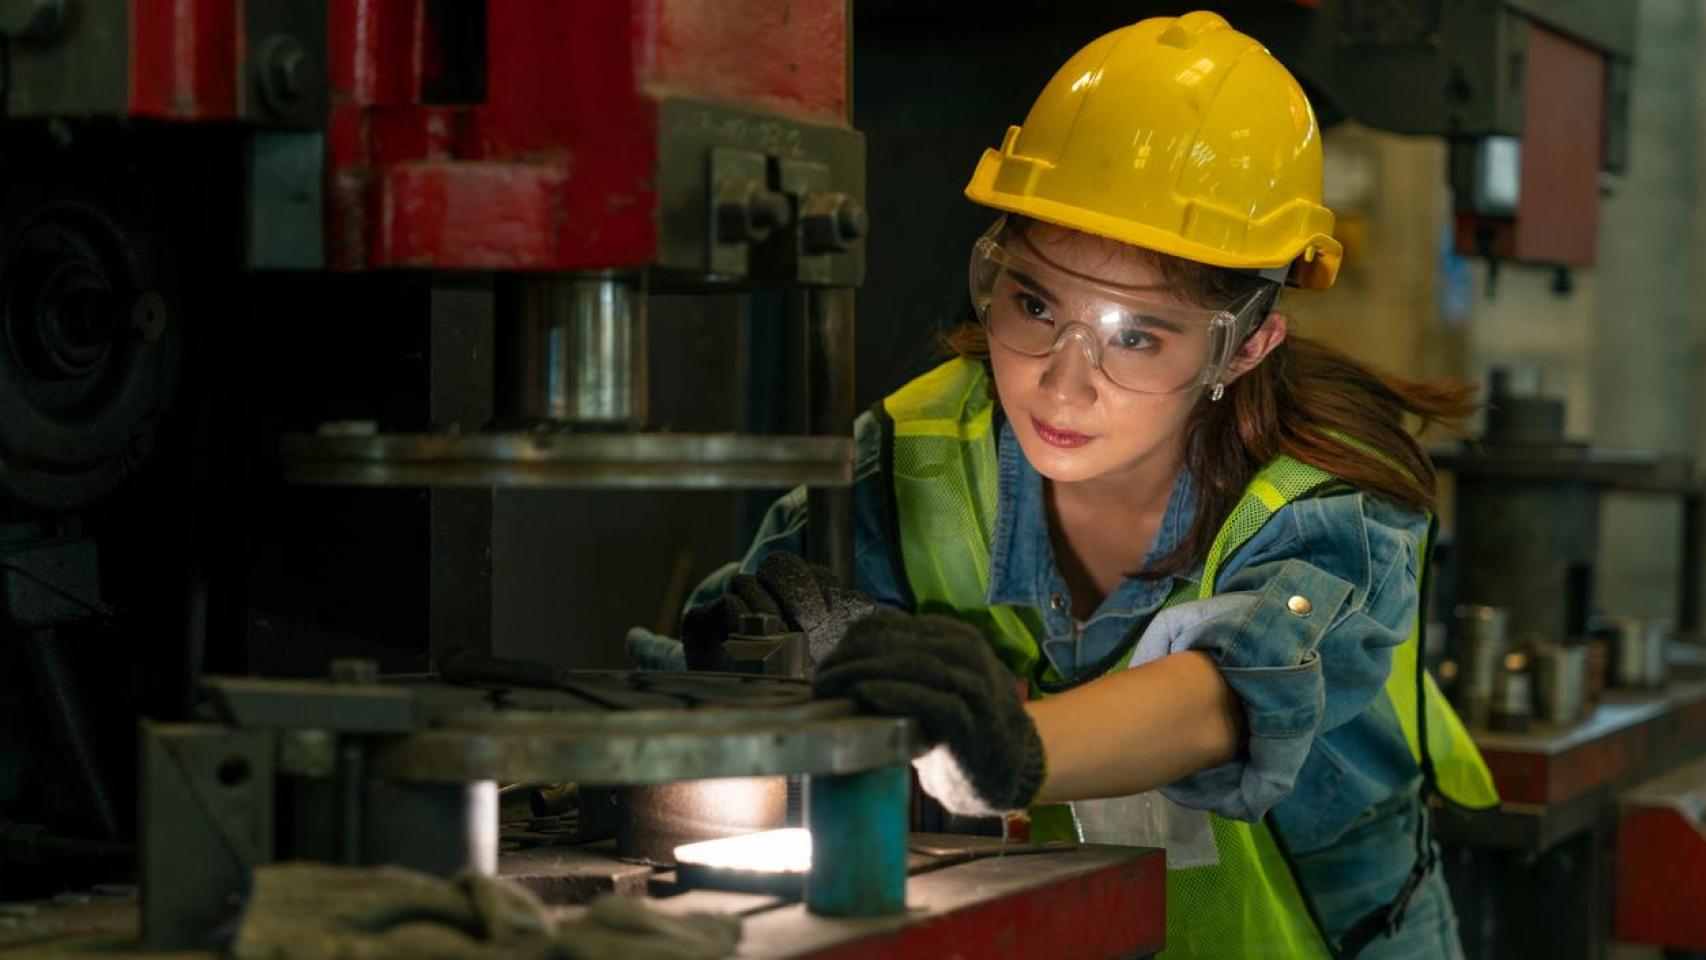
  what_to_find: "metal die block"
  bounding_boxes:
[141,722,276,950]
[805,764,908,917]
[657,96,864,288]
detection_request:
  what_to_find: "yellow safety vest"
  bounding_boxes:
[880,358,1497,959]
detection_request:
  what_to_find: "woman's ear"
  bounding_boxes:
[1222,312,1288,383]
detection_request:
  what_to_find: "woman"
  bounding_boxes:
[634,11,1497,959]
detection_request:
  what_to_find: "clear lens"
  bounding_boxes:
[968,226,1262,395]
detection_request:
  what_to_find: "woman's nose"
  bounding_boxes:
[1038,327,1099,405]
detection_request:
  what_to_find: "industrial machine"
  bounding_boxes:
[0,2,1165,956]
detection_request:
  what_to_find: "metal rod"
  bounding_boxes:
[805,763,908,916]
[805,287,855,585]
[337,738,366,865]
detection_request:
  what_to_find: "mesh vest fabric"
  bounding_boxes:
[880,358,1497,957]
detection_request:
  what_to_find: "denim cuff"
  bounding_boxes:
[1162,559,1351,820]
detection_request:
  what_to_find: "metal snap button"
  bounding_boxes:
[1049,593,1066,613]
[1287,595,1313,617]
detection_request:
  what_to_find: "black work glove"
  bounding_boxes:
[680,552,875,671]
[812,610,1046,816]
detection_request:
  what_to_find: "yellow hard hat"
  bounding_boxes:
[965,11,1342,290]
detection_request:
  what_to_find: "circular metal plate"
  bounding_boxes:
[373,712,914,784]
[280,432,853,489]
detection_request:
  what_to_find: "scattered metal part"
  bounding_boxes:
[530,782,578,817]
[279,431,853,490]
[501,844,655,905]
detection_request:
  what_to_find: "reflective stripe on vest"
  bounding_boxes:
[880,358,1498,959]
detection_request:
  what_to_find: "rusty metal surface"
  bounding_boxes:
[279,432,854,490]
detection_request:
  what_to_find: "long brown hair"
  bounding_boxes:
[944,220,1477,578]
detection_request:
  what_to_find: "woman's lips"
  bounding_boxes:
[1032,416,1093,449]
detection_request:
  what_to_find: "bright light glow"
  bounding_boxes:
[674,828,812,874]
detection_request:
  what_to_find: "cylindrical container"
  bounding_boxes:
[1600,615,1652,689]
[1455,605,1508,724]
[1532,643,1586,725]
[1489,653,1533,733]
[1583,638,1609,708]
[1644,620,1672,689]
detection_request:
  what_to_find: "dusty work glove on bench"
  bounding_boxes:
[812,610,1046,816]
[681,552,875,671]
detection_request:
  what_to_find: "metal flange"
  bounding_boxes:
[280,431,853,489]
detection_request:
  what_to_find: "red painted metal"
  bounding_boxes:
[115,0,854,270]
[1615,758,1706,950]
[329,0,421,107]
[795,851,1166,960]
[654,0,848,122]
[128,0,239,119]
[325,0,851,271]
[374,161,567,270]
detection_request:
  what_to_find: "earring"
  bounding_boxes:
[1210,383,1226,402]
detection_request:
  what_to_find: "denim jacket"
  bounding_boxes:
[632,408,1430,858]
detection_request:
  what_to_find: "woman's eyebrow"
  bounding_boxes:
[1006,268,1060,303]
[1131,313,1185,334]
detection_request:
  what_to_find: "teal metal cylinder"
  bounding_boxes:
[805,763,908,916]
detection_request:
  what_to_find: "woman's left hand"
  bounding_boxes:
[812,610,1045,816]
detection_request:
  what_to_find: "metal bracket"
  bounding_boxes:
[141,722,276,949]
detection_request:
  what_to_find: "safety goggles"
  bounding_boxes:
[968,219,1272,396]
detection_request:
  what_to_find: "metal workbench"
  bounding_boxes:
[0,835,1166,959]
[1439,679,1706,960]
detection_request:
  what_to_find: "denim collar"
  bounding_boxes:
[986,415,1199,618]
